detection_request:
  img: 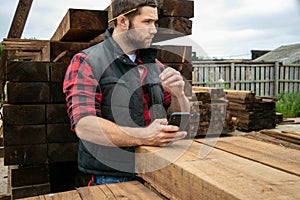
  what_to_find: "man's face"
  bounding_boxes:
[125,6,158,49]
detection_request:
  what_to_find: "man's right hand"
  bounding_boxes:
[139,119,187,147]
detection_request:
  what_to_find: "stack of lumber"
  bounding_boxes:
[2,61,90,199]
[189,87,237,137]
[226,90,277,131]
[136,136,300,199]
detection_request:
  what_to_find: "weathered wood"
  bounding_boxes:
[4,144,47,165]
[6,82,50,103]
[22,190,81,200]
[22,181,163,200]
[2,39,49,51]
[50,62,68,82]
[3,104,46,125]
[196,136,300,176]
[157,45,192,63]
[48,142,78,163]
[41,41,97,64]
[11,165,49,187]
[46,104,69,124]
[51,9,108,42]
[158,0,194,18]
[47,124,78,143]
[11,183,50,200]
[7,0,33,38]
[154,17,192,42]
[245,131,300,151]
[260,130,300,145]
[4,124,46,146]
[50,82,65,103]
[136,140,300,200]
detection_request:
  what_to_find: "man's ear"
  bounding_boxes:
[116,15,129,29]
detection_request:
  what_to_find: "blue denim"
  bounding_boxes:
[94,175,135,185]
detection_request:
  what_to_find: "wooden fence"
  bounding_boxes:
[192,61,300,97]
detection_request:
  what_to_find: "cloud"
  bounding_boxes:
[188,0,300,58]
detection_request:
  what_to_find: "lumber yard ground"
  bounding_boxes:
[0,118,299,197]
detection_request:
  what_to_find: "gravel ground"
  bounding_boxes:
[0,158,8,195]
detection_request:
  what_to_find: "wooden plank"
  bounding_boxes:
[50,62,68,82]
[4,124,46,146]
[4,144,47,166]
[136,140,300,200]
[41,41,97,64]
[3,104,46,125]
[105,181,163,199]
[46,104,69,124]
[2,39,49,51]
[11,165,49,187]
[11,183,51,200]
[47,124,78,143]
[157,45,192,63]
[195,136,300,176]
[7,0,33,38]
[51,9,108,42]
[47,143,78,163]
[50,82,64,103]
[154,17,192,42]
[159,0,194,18]
[6,82,50,103]
[260,129,300,145]
[76,181,162,200]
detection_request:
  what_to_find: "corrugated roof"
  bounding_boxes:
[254,43,300,64]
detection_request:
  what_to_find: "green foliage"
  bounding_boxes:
[276,92,300,118]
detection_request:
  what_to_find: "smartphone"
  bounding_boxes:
[168,112,190,131]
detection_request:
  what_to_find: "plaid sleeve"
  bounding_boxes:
[155,59,171,108]
[63,53,102,130]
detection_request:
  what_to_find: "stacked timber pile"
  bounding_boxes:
[226,90,277,131]
[1,1,194,199]
[189,87,237,137]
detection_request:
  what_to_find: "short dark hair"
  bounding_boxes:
[111,0,158,25]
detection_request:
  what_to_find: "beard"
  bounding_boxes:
[124,23,153,50]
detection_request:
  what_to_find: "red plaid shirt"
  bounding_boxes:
[63,53,171,130]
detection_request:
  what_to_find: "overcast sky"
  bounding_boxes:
[1,0,300,59]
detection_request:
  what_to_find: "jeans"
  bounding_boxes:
[92,175,135,185]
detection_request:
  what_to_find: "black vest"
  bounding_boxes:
[77,29,167,177]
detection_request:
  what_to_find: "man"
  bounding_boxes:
[63,0,190,185]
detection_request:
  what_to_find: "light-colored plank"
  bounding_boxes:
[76,185,108,200]
[43,191,82,200]
[195,136,300,176]
[106,181,162,200]
[136,140,300,200]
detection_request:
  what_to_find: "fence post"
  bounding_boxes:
[274,62,279,96]
[230,62,235,90]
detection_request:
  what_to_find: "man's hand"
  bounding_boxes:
[159,67,185,98]
[140,119,187,147]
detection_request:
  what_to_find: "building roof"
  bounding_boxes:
[254,43,300,64]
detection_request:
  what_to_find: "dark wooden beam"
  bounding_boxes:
[8,0,34,38]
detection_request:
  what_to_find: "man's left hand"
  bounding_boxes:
[159,67,185,98]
